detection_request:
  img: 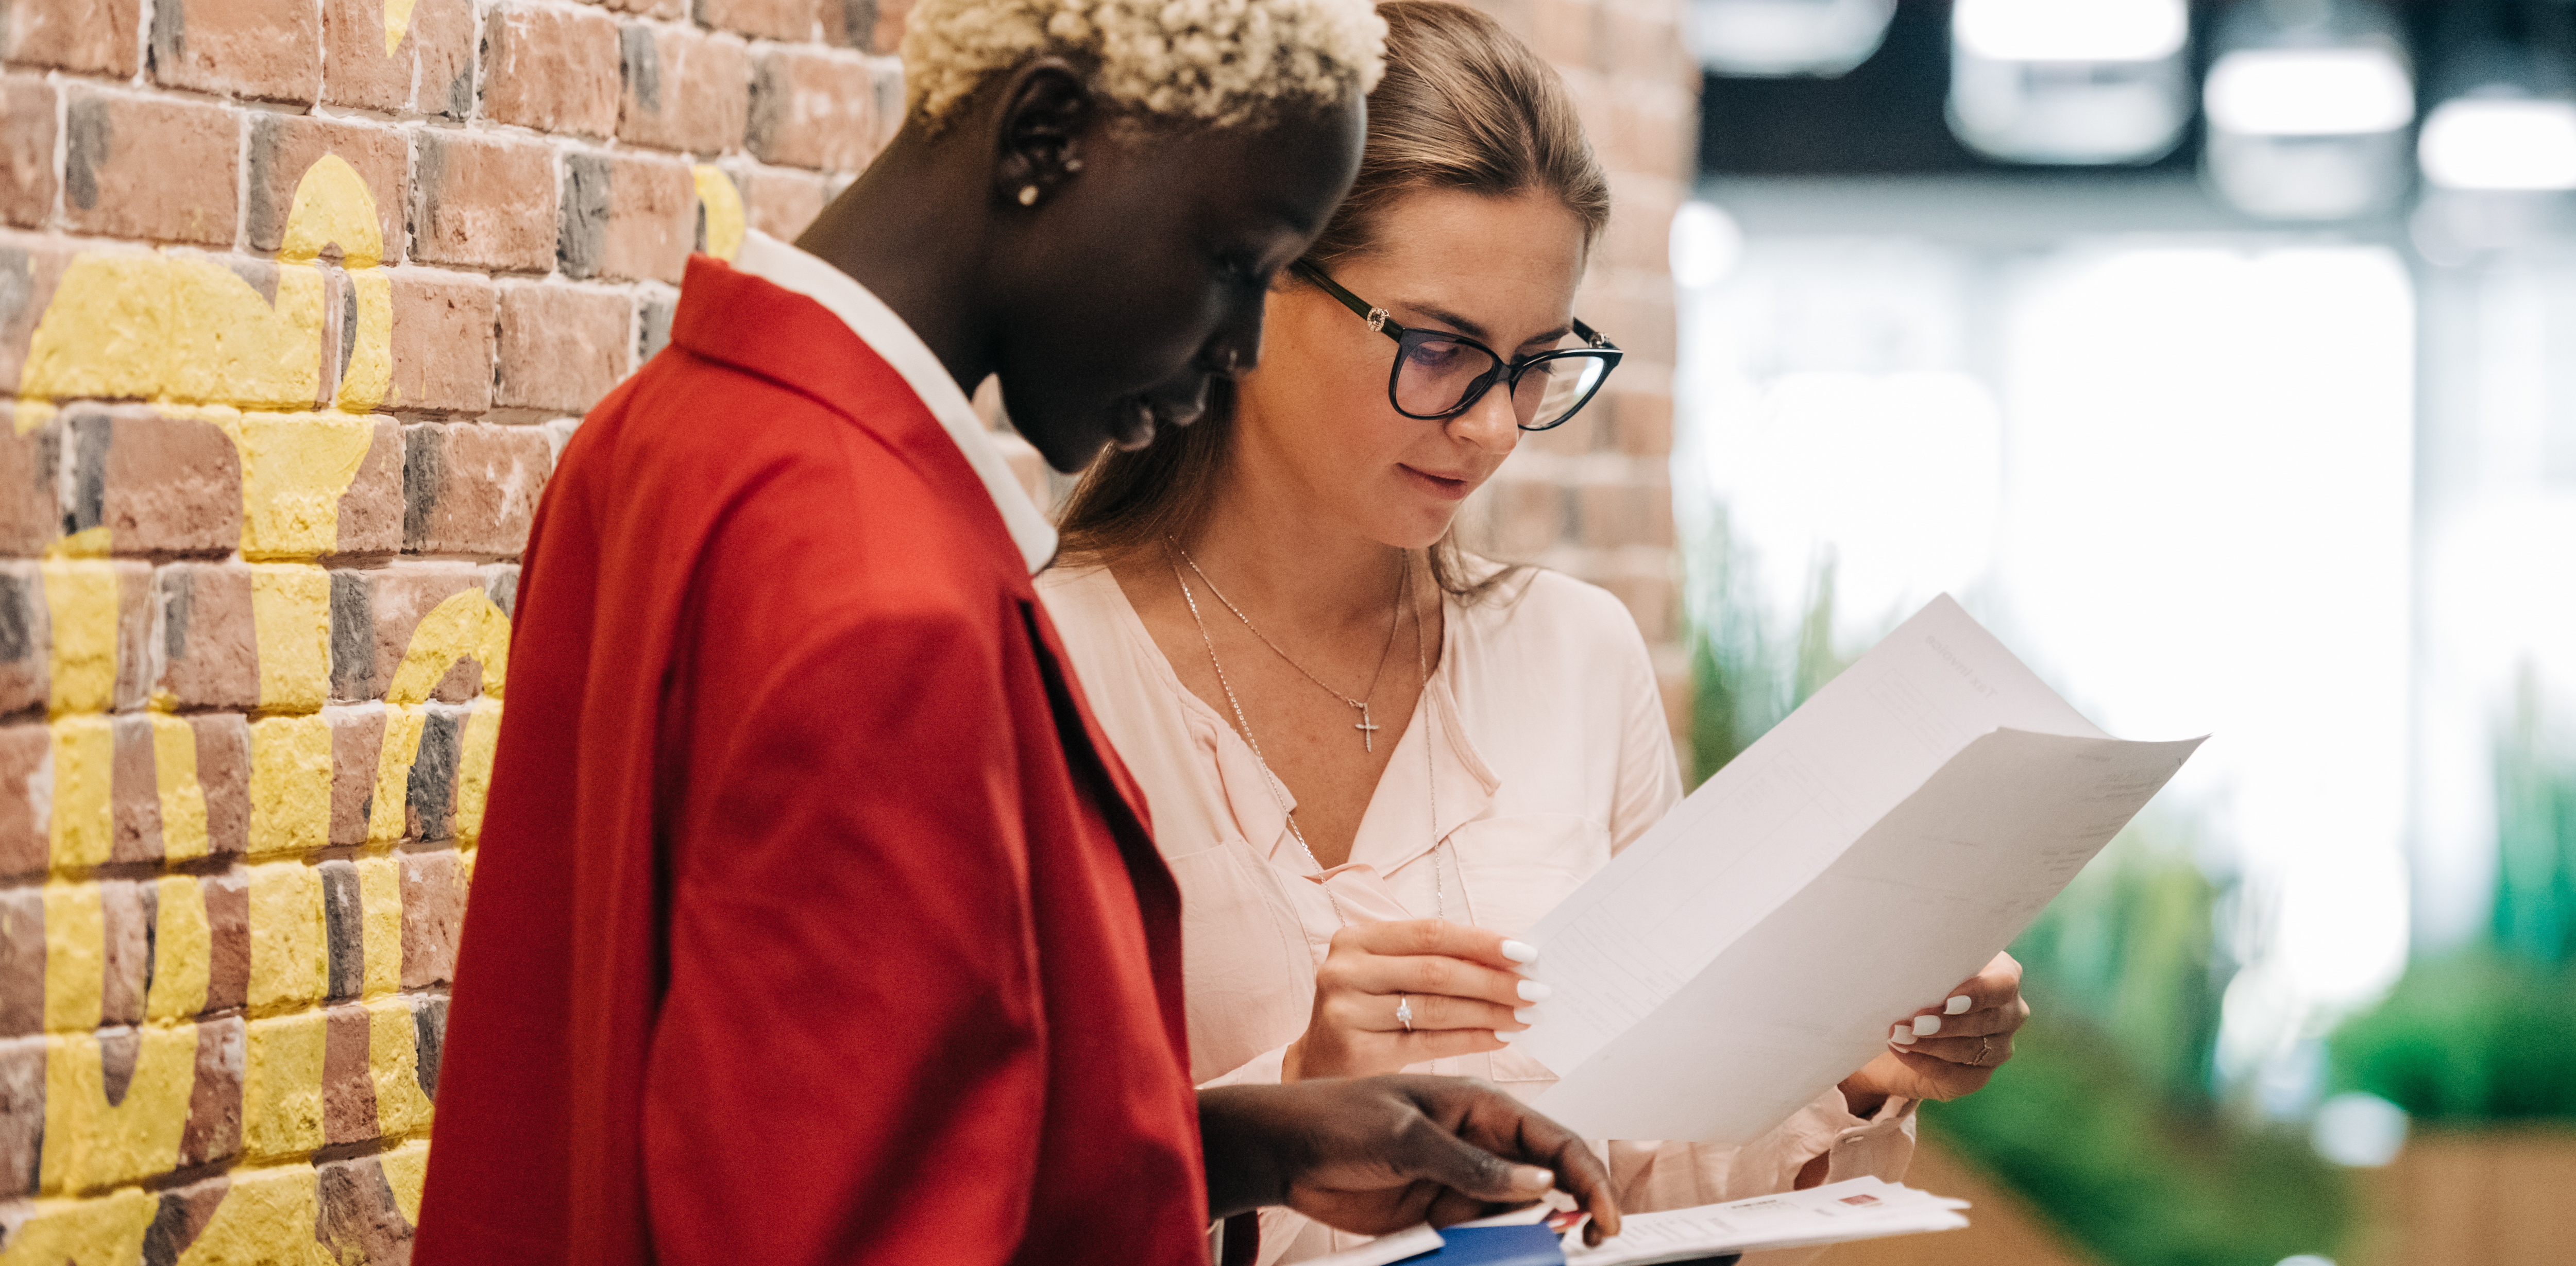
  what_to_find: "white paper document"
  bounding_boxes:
[1562,1178,1971,1264]
[1310,1179,1968,1266]
[1517,595,2203,1143]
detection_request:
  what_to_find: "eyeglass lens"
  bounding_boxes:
[1394,333,1614,430]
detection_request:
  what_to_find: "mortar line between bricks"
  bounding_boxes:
[46,67,68,234]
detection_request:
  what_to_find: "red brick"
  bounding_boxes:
[152,562,258,711]
[400,847,464,986]
[403,424,554,557]
[410,131,555,273]
[180,1015,243,1167]
[246,115,408,265]
[0,889,37,1038]
[111,720,164,864]
[0,405,57,556]
[58,407,245,558]
[327,562,485,703]
[317,1152,414,1260]
[108,559,154,711]
[202,869,247,1013]
[0,1037,36,1197]
[323,705,380,845]
[0,564,41,717]
[324,0,475,117]
[1607,387,1671,458]
[0,232,78,396]
[0,77,53,230]
[149,0,321,102]
[0,727,44,877]
[61,90,238,247]
[739,162,829,241]
[493,282,629,415]
[746,47,878,172]
[385,268,496,415]
[321,1004,376,1143]
[617,24,751,156]
[336,416,403,558]
[698,0,818,41]
[482,4,622,138]
[0,0,139,75]
[560,151,693,284]
[193,712,250,857]
[98,879,149,1020]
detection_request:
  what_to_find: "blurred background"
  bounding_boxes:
[1664,2,2576,1263]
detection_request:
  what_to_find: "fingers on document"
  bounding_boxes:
[1346,991,1524,1037]
[1339,920,1539,972]
[1888,1005,2018,1044]
[1327,951,1536,1010]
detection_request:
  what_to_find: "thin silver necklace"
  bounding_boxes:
[1167,544,1453,923]
[1172,541,1404,751]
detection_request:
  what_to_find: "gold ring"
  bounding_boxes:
[1976,1036,1992,1066]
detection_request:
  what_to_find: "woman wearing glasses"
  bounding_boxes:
[1039,2,2028,1261]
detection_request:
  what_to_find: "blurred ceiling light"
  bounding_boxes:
[1947,0,2194,165]
[2201,4,2416,222]
[1687,0,1895,77]
[2419,97,2576,191]
[2206,47,2414,137]
[1953,0,2188,63]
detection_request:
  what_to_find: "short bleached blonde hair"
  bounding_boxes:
[900,0,1387,130]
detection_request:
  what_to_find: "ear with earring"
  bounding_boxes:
[1016,157,1083,207]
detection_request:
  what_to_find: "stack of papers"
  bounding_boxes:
[1517,595,2202,1143]
[1308,1178,1969,1266]
[1563,1178,1970,1263]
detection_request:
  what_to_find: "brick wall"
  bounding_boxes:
[1453,0,1698,747]
[0,0,1690,1255]
[0,0,896,1253]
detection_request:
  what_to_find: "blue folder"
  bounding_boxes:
[1393,1225,1565,1265]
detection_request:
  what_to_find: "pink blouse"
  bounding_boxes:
[1037,562,1916,1265]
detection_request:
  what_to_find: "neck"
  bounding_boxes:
[1181,455,1414,637]
[792,130,997,396]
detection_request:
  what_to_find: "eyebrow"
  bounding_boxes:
[1402,300,1574,350]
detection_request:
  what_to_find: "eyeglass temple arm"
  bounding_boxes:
[1288,260,1401,333]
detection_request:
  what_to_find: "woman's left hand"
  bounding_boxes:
[1837,952,2029,1112]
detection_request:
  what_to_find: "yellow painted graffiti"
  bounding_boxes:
[150,715,210,862]
[0,1188,157,1265]
[694,165,747,263]
[40,1024,199,1192]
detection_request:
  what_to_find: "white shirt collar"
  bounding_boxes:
[731,230,1058,575]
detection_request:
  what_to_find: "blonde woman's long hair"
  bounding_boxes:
[1051,0,1610,602]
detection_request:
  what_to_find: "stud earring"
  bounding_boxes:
[1064,157,1084,173]
[1018,184,1040,206]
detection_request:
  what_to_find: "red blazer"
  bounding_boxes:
[412,256,1209,1266]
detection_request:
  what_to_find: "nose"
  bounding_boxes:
[1446,379,1521,455]
[1199,293,1266,379]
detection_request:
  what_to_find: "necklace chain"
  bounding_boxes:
[1167,542,1453,925]
[1172,542,1404,751]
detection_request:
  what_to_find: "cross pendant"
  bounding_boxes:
[1353,704,1380,752]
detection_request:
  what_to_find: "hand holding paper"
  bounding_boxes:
[1515,595,2201,1143]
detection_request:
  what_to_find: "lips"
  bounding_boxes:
[1400,464,1475,501]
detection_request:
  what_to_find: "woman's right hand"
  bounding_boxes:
[1283,919,1543,1082]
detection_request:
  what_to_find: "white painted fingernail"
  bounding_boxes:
[1891,1025,1917,1045]
[1913,1015,1941,1036]
[1501,939,1539,964]
[1515,1008,1538,1024]
[1495,1029,1517,1043]
[1518,980,1553,1002]
[1946,995,1973,1016]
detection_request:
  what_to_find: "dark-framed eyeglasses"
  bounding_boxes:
[1289,260,1622,433]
